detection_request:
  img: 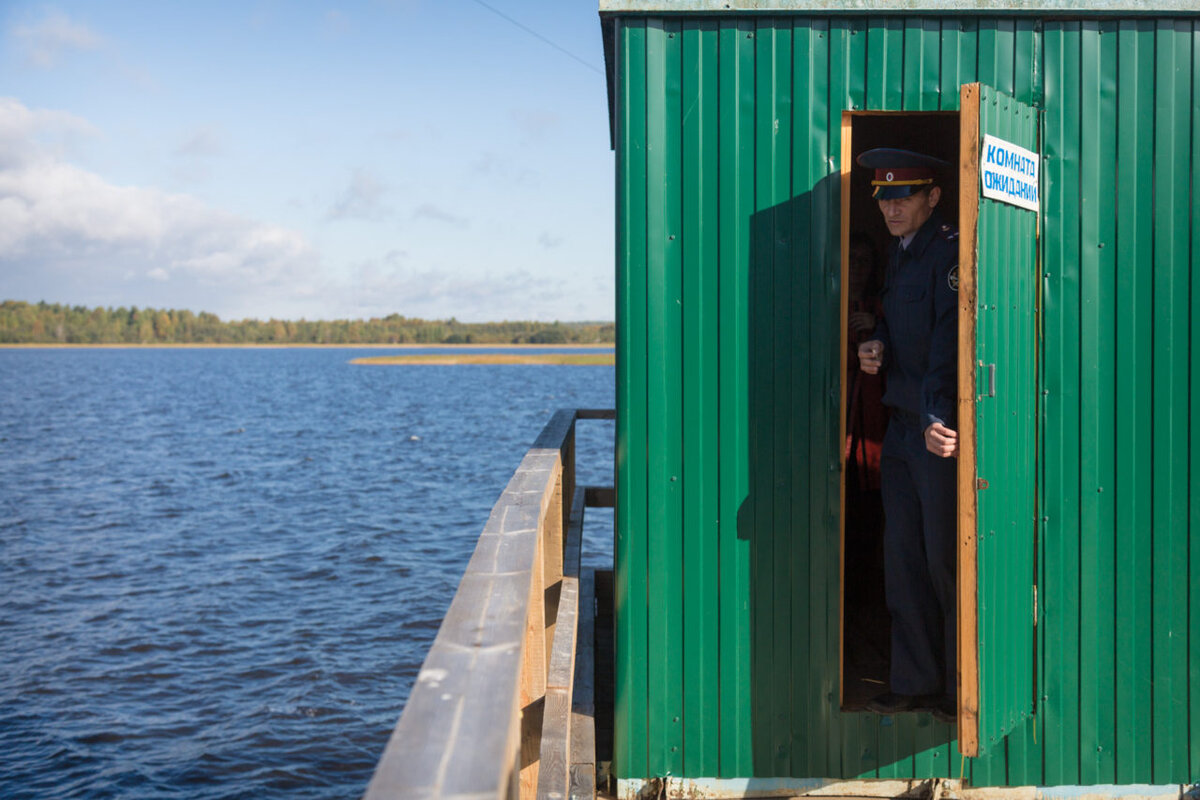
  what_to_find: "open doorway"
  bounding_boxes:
[839,111,960,711]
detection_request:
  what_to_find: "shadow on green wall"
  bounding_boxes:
[743,177,956,778]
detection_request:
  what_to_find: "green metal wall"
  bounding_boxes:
[612,14,1200,786]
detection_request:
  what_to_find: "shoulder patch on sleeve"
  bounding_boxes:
[938,223,959,241]
[948,264,959,292]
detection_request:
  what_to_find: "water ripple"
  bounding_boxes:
[0,347,614,799]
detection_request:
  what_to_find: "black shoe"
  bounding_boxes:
[866,692,920,715]
[926,695,956,724]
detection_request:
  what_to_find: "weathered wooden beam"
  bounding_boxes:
[365,410,584,800]
[570,568,597,800]
[574,408,615,420]
[520,532,548,799]
[536,487,586,800]
[583,486,615,509]
[543,469,565,671]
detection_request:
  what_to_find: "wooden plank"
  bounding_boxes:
[544,471,565,668]
[584,486,616,509]
[837,108,853,709]
[565,487,586,580]
[366,408,585,800]
[521,532,548,799]
[365,645,523,799]
[539,493,585,800]
[538,688,573,800]
[547,575,580,690]
[436,571,529,650]
[568,765,596,800]
[532,408,577,452]
[439,655,526,799]
[956,81,981,758]
[561,423,576,541]
[571,569,597,800]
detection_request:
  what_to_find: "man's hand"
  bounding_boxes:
[849,311,876,335]
[858,339,884,374]
[924,422,958,458]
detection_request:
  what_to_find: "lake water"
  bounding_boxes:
[0,348,615,799]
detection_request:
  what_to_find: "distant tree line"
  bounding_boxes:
[0,300,615,345]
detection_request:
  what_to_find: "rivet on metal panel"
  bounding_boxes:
[1098,242,1105,248]
[1097,486,1104,493]
[976,478,989,490]
[668,234,675,240]
[670,476,677,482]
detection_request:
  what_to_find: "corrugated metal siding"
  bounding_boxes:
[613,14,1200,786]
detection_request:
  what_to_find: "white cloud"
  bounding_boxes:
[510,108,559,142]
[335,250,564,321]
[12,11,103,68]
[412,202,468,228]
[0,96,99,167]
[174,127,225,158]
[0,99,321,317]
[327,168,389,221]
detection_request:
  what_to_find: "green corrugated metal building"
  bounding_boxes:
[602,1,1200,794]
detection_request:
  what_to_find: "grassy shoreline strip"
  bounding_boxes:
[351,353,615,366]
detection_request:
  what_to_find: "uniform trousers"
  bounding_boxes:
[880,411,957,698]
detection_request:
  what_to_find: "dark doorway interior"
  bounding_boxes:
[840,111,960,711]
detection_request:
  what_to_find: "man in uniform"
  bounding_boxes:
[855,148,958,723]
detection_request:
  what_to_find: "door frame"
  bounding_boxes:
[837,109,959,709]
[956,83,982,756]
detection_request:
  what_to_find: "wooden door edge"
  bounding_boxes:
[837,110,853,708]
[956,82,981,759]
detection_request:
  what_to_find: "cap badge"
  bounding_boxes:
[886,171,894,182]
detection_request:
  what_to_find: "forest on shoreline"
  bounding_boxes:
[0,300,615,346]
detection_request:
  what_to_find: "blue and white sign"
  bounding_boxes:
[980,134,1039,212]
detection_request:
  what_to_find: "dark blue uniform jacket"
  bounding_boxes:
[872,212,959,431]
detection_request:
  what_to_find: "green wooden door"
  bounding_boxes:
[957,83,1040,758]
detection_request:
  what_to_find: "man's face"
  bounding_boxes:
[877,186,941,239]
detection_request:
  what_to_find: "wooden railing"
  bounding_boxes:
[364,408,614,800]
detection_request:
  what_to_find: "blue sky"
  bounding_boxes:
[0,1,615,322]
